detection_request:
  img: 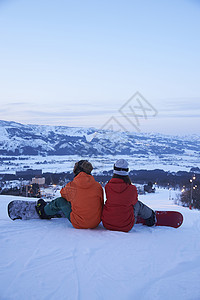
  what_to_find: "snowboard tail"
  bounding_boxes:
[8,200,65,220]
[136,210,183,228]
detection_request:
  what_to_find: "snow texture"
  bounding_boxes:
[0,189,200,300]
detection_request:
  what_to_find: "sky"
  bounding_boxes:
[0,0,200,135]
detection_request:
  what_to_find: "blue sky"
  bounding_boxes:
[0,0,200,135]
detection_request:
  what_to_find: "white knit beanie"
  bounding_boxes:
[113,159,129,176]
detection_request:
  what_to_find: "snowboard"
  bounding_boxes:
[8,200,184,228]
[136,211,183,228]
[8,200,65,220]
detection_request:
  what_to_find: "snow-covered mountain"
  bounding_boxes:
[0,120,199,158]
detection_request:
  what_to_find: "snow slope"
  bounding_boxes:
[0,189,200,300]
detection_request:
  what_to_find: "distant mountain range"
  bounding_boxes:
[0,120,199,159]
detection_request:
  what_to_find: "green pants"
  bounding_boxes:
[44,197,72,221]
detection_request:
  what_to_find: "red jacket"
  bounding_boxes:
[60,172,104,229]
[102,178,138,232]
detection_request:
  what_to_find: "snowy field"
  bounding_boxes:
[0,188,200,300]
[0,154,198,175]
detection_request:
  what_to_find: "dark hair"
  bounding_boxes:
[73,160,93,177]
[112,173,132,184]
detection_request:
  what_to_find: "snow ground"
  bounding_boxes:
[0,189,200,300]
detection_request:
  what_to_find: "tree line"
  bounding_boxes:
[1,168,199,209]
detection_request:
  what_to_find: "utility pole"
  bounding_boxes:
[189,175,196,209]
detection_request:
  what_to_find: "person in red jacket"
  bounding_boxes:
[102,159,155,232]
[36,160,104,229]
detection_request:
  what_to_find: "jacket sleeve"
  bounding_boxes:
[131,185,138,205]
[60,183,68,200]
[60,181,75,202]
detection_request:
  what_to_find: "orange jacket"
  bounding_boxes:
[60,172,104,229]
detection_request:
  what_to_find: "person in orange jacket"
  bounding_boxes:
[36,160,104,229]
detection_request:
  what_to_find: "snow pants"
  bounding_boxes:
[44,198,153,226]
[44,197,72,221]
[133,200,153,223]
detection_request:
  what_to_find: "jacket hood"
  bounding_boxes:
[73,172,95,189]
[107,178,130,193]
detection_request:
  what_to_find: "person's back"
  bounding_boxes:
[102,177,138,232]
[102,159,156,232]
[61,171,103,229]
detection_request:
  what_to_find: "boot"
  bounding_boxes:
[36,199,51,219]
[145,210,156,226]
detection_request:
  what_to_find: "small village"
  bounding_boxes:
[0,168,199,210]
[0,168,158,199]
